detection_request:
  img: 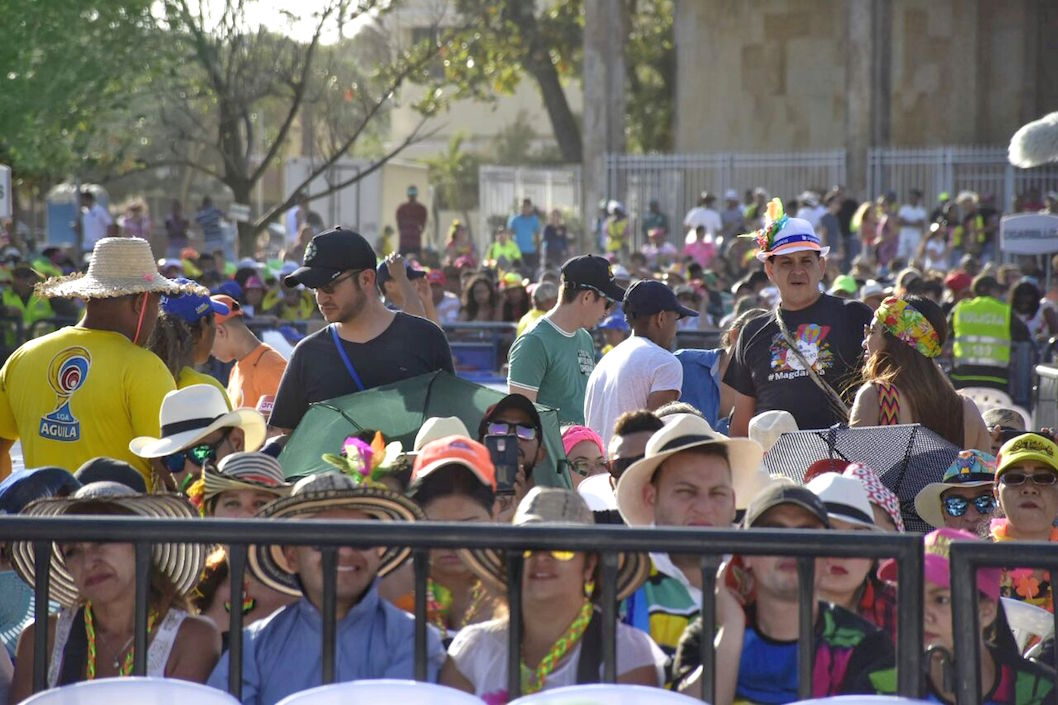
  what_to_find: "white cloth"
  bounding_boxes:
[897,204,927,260]
[435,291,461,324]
[82,203,113,249]
[284,206,301,245]
[796,205,826,230]
[48,607,188,686]
[683,207,721,236]
[584,336,683,446]
[448,617,666,700]
[922,237,948,270]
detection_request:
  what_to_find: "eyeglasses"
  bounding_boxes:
[316,269,363,295]
[569,458,611,478]
[523,550,576,561]
[942,494,997,518]
[1000,471,1058,487]
[486,422,538,441]
[162,429,232,473]
[611,455,643,479]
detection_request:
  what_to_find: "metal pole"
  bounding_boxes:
[132,542,150,675]
[320,547,337,685]
[32,541,51,693]
[949,544,981,705]
[698,556,719,704]
[796,557,815,700]
[227,545,247,699]
[600,552,618,683]
[506,551,523,699]
[895,538,924,697]
[413,549,429,682]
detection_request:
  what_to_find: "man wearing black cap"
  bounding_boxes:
[269,228,453,433]
[584,280,692,445]
[477,393,547,508]
[507,255,624,425]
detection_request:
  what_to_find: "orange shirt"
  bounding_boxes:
[228,343,287,409]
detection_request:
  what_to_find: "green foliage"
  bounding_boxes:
[424,135,480,212]
[625,0,675,153]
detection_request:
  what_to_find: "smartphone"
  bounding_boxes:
[484,434,520,496]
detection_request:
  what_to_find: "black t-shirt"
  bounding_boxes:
[269,312,454,429]
[724,294,872,430]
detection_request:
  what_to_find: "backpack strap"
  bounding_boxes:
[575,608,604,684]
[875,381,900,426]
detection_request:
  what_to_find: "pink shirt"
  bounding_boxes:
[683,240,715,268]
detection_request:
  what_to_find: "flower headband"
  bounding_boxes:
[873,296,942,358]
[322,431,407,487]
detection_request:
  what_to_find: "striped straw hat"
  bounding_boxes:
[202,452,290,509]
[36,237,197,300]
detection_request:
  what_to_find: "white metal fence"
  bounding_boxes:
[867,146,1058,214]
[477,165,581,241]
[604,151,846,248]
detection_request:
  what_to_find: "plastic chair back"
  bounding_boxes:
[790,697,932,704]
[274,679,483,705]
[960,386,1014,411]
[1002,596,1055,654]
[509,683,705,704]
[20,677,240,705]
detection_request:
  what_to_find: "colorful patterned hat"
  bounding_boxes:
[747,198,830,262]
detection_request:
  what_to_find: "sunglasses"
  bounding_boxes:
[486,422,538,441]
[570,458,611,478]
[943,494,997,518]
[523,550,575,561]
[579,285,617,311]
[1000,471,1058,487]
[162,429,232,473]
[611,455,643,479]
[316,269,363,295]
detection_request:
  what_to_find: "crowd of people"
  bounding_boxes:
[0,180,1057,705]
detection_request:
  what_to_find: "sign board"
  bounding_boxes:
[1000,213,1058,255]
[228,202,251,223]
[0,165,10,219]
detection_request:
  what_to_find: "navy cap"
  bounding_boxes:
[73,457,148,493]
[0,467,81,515]
[376,261,427,292]
[623,280,698,320]
[284,227,377,289]
[560,255,625,301]
[162,278,229,324]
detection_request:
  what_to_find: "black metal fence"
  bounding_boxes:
[0,516,925,702]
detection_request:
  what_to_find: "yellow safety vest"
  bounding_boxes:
[952,296,1011,369]
[1,288,54,347]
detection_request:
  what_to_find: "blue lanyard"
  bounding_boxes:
[329,324,365,392]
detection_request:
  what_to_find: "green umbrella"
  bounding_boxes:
[277,371,569,488]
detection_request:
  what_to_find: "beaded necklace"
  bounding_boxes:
[519,599,594,694]
[84,603,159,679]
[427,579,486,635]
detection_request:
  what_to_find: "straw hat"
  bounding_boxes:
[201,452,290,509]
[747,410,798,453]
[129,385,267,458]
[460,488,649,601]
[913,450,997,529]
[35,237,195,300]
[248,472,424,597]
[412,417,471,452]
[616,414,764,526]
[10,482,205,607]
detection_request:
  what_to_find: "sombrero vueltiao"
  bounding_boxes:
[247,472,424,597]
[460,487,649,601]
[35,237,198,300]
[202,452,290,504]
[10,482,205,607]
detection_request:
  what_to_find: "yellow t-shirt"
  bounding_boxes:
[177,366,232,409]
[515,309,546,338]
[0,327,176,480]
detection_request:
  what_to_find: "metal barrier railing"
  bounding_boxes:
[0,517,924,702]
[950,540,1058,704]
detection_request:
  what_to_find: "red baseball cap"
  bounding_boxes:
[427,270,446,285]
[944,271,972,292]
[411,435,496,491]
[211,294,244,324]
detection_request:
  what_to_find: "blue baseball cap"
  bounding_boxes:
[0,467,81,515]
[211,279,243,300]
[162,277,230,324]
[622,280,698,320]
[376,261,426,292]
[598,306,630,331]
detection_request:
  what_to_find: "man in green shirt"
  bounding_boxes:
[507,255,623,425]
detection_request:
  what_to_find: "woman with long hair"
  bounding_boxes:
[459,274,503,322]
[849,294,990,451]
[1010,279,1058,342]
[441,488,663,703]
[8,483,219,700]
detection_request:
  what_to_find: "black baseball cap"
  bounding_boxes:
[742,481,830,529]
[376,261,427,292]
[560,255,625,301]
[284,227,377,289]
[74,457,148,494]
[478,394,543,441]
[623,280,698,320]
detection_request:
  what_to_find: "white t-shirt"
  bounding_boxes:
[584,336,683,446]
[448,617,665,702]
[683,207,722,236]
[796,204,826,230]
[897,204,927,242]
[435,291,461,324]
[82,203,113,248]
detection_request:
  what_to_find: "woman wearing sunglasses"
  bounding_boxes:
[850,294,991,452]
[991,433,1058,613]
[561,425,610,489]
[441,488,664,703]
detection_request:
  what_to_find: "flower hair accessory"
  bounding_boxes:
[742,198,789,254]
[741,198,828,262]
[873,296,942,358]
[322,430,406,486]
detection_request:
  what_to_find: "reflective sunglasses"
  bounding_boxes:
[569,458,611,478]
[523,549,575,561]
[486,422,538,441]
[162,429,232,473]
[943,494,997,518]
[611,455,643,479]
[1000,471,1058,487]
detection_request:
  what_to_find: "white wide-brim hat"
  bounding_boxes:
[748,410,799,453]
[805,472,880,530]
[412,416,470,452]
[616,414,764,526]
[577,472,618,511]
[129,384,267,458]
[36,237,196,300]
[10,482,205,607]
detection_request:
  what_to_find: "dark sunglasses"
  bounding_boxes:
[578,284,617,311]
[162,429,232,473]
[316,269,364,295]
[1000,471,1058,487]
[611,455,643,479]
[943,494,997,518]
[486,422,538,441]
